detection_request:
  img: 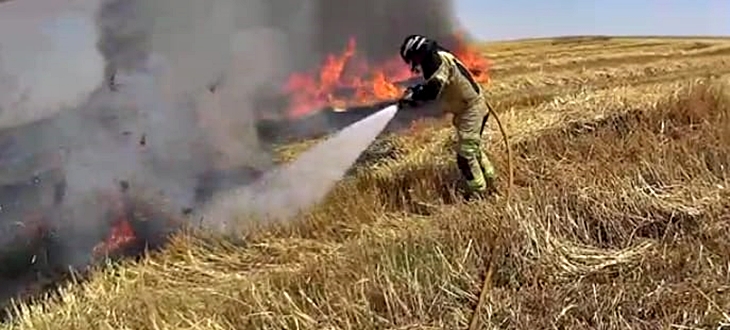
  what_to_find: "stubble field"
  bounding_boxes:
[3,36,730,330]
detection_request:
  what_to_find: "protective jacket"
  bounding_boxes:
[408,48,497,196]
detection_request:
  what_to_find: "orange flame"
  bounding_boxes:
[92,193,137,257]
[283,33,491,117]
[92,218,136,257]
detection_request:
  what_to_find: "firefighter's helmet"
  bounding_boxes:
[399,34,437,73]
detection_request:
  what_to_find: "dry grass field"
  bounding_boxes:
[3,36,730,330]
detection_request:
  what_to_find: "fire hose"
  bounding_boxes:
[399,92,513,330]
[397,94,513,203]
[468,96,512,330]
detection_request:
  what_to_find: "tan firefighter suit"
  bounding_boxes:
[428,50,496,194]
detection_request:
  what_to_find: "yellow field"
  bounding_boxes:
[4,36,730,330]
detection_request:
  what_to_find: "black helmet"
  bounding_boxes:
[400,34,436,71]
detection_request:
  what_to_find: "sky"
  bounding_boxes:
[456,0,730,41]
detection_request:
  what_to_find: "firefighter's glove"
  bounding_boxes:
[398,85,422,108]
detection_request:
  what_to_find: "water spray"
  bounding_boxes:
[200,104,399,231]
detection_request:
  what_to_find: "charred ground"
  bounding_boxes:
[3,36,730,329]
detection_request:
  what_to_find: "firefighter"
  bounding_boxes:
[398,34,497,199]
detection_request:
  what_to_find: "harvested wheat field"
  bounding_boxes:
[4,36,730,330]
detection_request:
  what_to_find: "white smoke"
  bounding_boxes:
[0,0,296,268]
[0,0,459,274]
[0,0,103,129]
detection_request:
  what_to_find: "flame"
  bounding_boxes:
[95,216,136,255]
[451,33,491,83]
[92,193,137,258]
[282,33,491,117]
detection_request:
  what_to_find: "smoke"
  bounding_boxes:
[0,0,459,299]
[265,0,458,72]
[314,0,457,63]
[193,0,459,229]
[0,0,103,129]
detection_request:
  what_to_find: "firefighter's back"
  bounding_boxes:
[434,50,484,116]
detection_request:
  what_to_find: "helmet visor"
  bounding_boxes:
[407,53,423,74]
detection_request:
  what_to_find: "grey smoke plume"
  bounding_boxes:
[264,0,458,73]
[0,0,458,285]
[314,0,457,64]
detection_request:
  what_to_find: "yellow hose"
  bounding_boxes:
[485,98,513,202]
[468,97,513,330]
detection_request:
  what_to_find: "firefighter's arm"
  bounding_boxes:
[410,56,451,102]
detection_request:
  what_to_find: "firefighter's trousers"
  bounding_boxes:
[453,100,496,195]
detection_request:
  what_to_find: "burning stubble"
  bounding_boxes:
[85,0,461,241]
[0,0,460,306]
[200,104,400,231]
[0,0,285,290]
